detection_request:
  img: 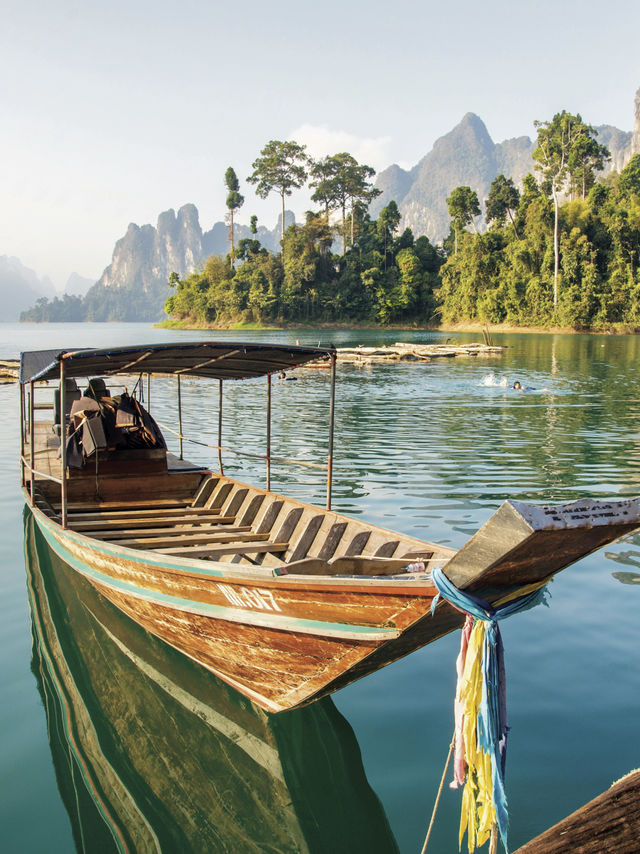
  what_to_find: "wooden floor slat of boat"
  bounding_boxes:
[68,514,237,532]
[154,540,290,557]
[102,528,261,550]
[67,507,225,521]
[88,523,251,542]
[55,499,192,511]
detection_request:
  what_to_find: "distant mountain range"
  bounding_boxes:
[0,256,56,321]
[13,87,640,322]
[0,257,97,321]
[371,108,637,241]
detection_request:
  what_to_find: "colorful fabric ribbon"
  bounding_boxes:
[431,566,549,853]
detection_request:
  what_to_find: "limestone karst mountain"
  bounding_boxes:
[78,206,292,321]
[372,91,639,243]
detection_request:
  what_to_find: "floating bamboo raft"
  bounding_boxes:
[0,359,19,383]
[332,342,505,365]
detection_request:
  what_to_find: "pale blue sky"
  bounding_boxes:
[2,0,639,287]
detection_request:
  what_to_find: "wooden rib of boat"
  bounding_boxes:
[19,342,640,713]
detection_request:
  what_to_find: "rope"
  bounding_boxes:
[421,732,456,854]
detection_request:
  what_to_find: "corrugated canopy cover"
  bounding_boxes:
[20,342,334,384]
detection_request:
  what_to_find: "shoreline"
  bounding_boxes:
[156,319,640,336]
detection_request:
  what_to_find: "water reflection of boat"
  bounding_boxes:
[24,510,400,854]
[605,531,640,584]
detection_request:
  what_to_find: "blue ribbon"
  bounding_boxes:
[431,566,549,852]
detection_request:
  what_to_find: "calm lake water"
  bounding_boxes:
[1,322,639,853]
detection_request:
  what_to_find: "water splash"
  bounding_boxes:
[480,372,508,387]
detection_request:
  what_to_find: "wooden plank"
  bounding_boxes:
[440,498,640,594]
[514,770,640,853]
[317,522,348,560]
[67,507,223,521]
[273,507,304,544]
[374,541,400,557]
[64,472,204,505]
[69,514,236,532]
[89,524,252,541]
[190,475,219,507]
[238,494,266,526]
[155,540,290,557]
[256,500,284,535]
[224,488,250,517]
[107,529,261,549]
[345,531,371,556]
[54,498,191,511]
[289,515,325,562]
[209,482,233,509]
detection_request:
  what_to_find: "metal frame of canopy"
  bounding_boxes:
[19,342,338,527]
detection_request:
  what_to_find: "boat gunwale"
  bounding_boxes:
[27,493,448,594]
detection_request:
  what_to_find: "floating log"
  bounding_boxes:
[514,769,640,853]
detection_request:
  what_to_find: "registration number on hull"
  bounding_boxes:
[216,584,281,612]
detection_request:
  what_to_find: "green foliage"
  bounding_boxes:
[446,186,481,252]
[486,174,520,237]
[247,140,309,255]
[618,154,640,199]
[224,167,244,264]
[533,111,610,304]
[157,123,638,333]
[438,168,640,330]
[20,294,86,322]
[309,152,381,253]
[164,206,440,327]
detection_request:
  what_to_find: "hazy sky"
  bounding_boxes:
[2,0,639,289]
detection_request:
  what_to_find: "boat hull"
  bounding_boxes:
[31,504,443,712]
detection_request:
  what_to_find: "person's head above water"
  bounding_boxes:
[513,381,522,389]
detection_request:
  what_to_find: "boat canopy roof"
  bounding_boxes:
[20,341,334,384]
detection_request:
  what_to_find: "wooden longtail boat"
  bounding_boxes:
[24,510,400,854]
[19,342,640,713]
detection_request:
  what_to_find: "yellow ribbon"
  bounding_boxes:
[457,620,497,852]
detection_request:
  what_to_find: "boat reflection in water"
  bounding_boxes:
[24,510,400,854]
[606,531,640,585]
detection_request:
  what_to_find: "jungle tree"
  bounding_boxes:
[533,111,608,305]
[247,140,309,258]
[486,174,520,238]
[446,186,481,253]
[225,167,244,265]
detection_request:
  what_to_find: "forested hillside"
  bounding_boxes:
[165,122,640,331]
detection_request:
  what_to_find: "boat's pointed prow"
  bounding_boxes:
[441,496,640,594]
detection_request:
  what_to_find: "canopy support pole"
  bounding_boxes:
[218,379,224,475]
[326,353,336,510]
[147,372,151,410]
[177,374,183,460]
[266,374,271,491]
[60,361,68,528]
[29,381,35,504]
[19,381,25,487]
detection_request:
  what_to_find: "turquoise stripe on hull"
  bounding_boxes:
[32,510,399,642]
